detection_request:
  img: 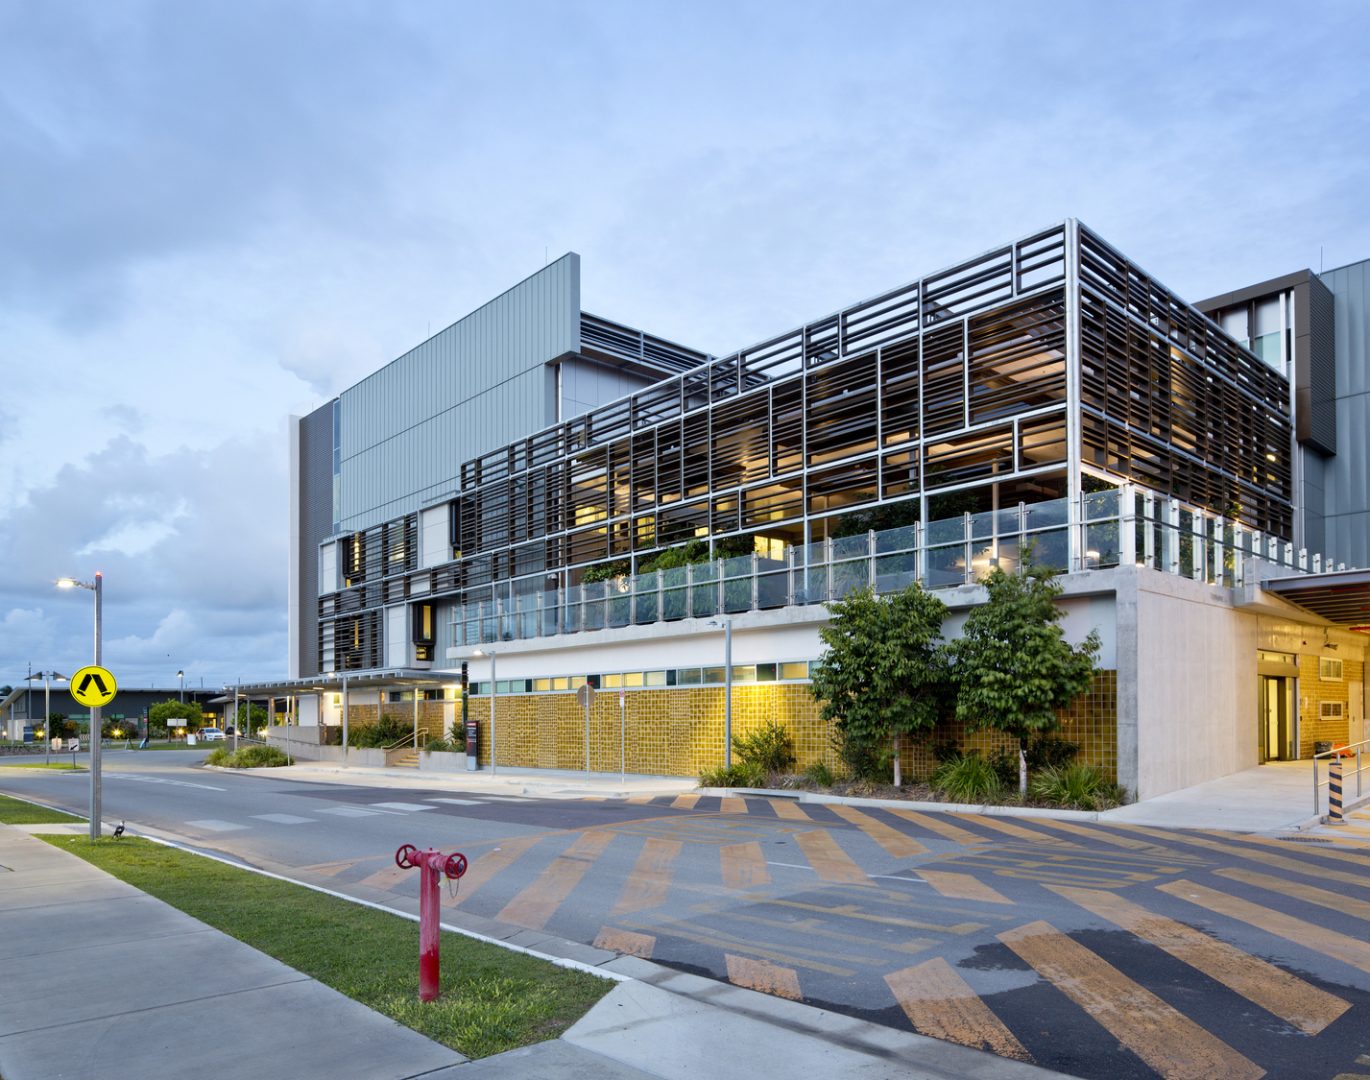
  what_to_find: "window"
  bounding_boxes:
[1319,657,1344,681]
[779,662,811,680]
[1320,701,1344,720]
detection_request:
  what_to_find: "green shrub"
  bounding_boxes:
[987,749,1019,788]
[731,721,796,774]
[931,739,962,764]
[424,737,455,753]
[803,761,836,787]
[233,745,290,768]
[206,745,290,769]
[1029,764,1125,810]
[347,713,410,748]
[931,753,1003,803]
[699,761,766,788]
[1027,736,1079,772]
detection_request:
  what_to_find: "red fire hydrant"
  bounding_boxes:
[395,843,468,1001]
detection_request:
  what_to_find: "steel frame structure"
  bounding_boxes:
[317,221,1294,673]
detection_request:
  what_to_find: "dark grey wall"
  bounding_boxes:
[1318,257,1370,568]
[297,403,334,677]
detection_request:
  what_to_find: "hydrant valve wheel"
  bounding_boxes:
[444,853,468,880]
[395,843,419,869]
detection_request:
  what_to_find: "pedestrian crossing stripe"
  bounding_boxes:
[886,957,1031,1061]
[1002,920,1265,1079]
[1051,884,1349,1035]
[1158,879,1370,976]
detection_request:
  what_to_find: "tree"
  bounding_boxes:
[232,702,269,733]
[950,565,1100,796]
[149,699,203,736]
[809,583,949,784]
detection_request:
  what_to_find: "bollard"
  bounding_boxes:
[395,844,468,1001]
[1328,759,1346,826]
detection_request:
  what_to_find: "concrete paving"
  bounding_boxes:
[0,822,1066,1080]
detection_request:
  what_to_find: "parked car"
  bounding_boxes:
[199,728,225,742]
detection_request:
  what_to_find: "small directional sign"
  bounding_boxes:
[71,665,117,708]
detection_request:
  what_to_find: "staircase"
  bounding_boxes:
[390,749,421,768]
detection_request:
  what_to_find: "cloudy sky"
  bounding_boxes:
[2,0,1367,693]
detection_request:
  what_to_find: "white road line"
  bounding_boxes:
[427,797,485,806]
[481,796,530,803]
[185,819,248,832]
[763,860,927,884]
[317,806,385,817]
[251,814,317,825]
[108,773,226,792]
[370,802,435,812]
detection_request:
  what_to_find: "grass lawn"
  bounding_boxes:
[0,761,85,771]
[0,792,85,823]
[43,836,611,1058]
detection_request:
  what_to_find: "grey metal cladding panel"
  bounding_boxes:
[335,255,578,528]
[297,405,333,677]
[338,367,551,531]
[339,253,579,454]
[1322,258,1368,399]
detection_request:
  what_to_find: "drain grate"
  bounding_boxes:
[1280,835,1333,844]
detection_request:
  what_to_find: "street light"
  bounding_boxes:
[474,648,496,775]
[25,670,67,766]
[56,573,103,841]
[177,669,185,703]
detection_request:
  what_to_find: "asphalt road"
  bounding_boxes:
[4,750,1370,1080]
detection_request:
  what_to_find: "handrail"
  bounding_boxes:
[380,731,415,752]
[1312,737,1370,816]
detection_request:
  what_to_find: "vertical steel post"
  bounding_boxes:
[90,573,103,841]
[490,652,498,775]
[724,618,733,768]
[620,687,626,782]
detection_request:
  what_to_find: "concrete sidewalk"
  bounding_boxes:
[0,825,1063,1080]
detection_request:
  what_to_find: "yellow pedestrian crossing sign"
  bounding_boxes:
[71,665,117,707]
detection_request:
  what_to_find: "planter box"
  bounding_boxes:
[418,750,469,773]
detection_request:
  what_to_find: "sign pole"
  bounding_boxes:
[90,573,103,841]
[620,687,625,782]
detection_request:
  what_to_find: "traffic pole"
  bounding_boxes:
[1328,758,1346,825]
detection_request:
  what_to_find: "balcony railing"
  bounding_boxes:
[447,485,1345,649]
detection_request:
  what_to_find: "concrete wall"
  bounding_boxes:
[1125,569,1259,800]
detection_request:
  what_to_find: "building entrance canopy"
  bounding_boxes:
[237,669,453,698]
[1263,569,1370,629]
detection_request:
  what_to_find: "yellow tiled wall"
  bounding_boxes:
[467,670,1118,782]
[337,703,449,740]
[1297,655,1364,757]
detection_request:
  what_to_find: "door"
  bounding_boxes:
[1259,675,1295,762]
[1350,680,1365,748]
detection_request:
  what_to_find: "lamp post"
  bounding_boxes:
[56,573,103,841]
[177,669,185,703]
[40,671,66,765]
[24,670,67,764]
[474,648,496,774]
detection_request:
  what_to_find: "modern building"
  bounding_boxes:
[269,221,1369,801]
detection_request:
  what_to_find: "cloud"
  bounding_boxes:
[0,435,287,686]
